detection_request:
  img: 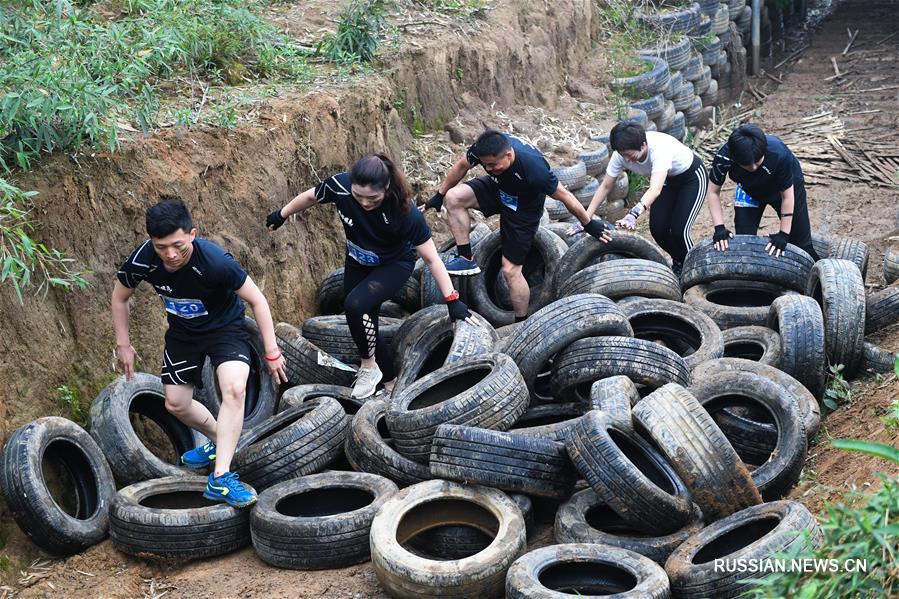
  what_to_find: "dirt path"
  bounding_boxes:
[5,1,898,597]
[745,0,899,509]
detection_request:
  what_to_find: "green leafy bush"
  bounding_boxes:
[749,440,898,598]
[0,0,313,172]
[317,0,387,63]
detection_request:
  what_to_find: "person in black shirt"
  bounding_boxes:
[267,153,474,399]
[112,199,287,508]
[422,129,612,322]
[706,123,818,260]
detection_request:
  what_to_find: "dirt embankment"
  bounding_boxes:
[0,0,599,564]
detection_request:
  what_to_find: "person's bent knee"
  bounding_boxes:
[219,380,246,404]
[165,395,190,415]
[444,185,476,210]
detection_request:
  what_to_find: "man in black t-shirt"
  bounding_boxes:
[112,199,286,509]
[705,123,819,260]
[423,129,613,323]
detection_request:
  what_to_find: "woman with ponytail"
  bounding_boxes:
[266,153,475,399]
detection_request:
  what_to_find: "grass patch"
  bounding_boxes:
[748,441,898,598]
[54,384,90,428]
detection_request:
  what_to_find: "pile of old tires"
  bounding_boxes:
[2,222,896,598]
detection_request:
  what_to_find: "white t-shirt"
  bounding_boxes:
[606,131,695,178]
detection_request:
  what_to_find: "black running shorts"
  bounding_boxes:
[464,176,545,265]
[161,325,252,387]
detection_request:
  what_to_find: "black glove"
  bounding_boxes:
[424,192,445,211]
[583,218,614,241]
[266,208,287,231]
[713,225,732,243]
[768,231,789,253]
[447,298,471,322]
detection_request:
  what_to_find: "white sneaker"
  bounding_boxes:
[352,365,383,399]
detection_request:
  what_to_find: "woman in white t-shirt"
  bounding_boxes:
[570,121,709,273]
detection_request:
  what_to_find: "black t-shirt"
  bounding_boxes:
[117,238,248,337]
[709,135,803,201]
[315,172,431,265]
[466,134,559,216]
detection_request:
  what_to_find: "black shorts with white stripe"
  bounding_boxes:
[160,325,252,388]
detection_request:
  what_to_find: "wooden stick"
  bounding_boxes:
[875,31,899,46]
[774,46,809,69]
[843,29,859,55]
[824,71,849,82]
[830,56,841,77]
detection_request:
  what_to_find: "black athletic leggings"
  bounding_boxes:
[648,154,708,265]
[343,259,413,381]
[733,174,819,260]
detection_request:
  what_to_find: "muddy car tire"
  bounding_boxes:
[233,397,349,490]
[552,161,588,191]
[636,2,701,35]
[551,336,690,401]
[567,410,694,535]
[633,384,762,521]
[470,228,566,326]
[827,237,869,279]
[691,357,820,442]
[430,424,577,499]
[630,94,667,120]
[721,325,782,367]
[688,371,806,500]
[578,146,610,177]
[408,494,532,560]
[619,298,724,370]
[316,268,345,315]
[665,501,822,598]
[639,37,693,70]
[554,488,703,565]
[681,236,815,292]
[555,233,669,289]
[806,259,866,376]
[277,383,361,415]
[370,480,526,599]
[250,471,397,569]
[883,247,899,285]
[609,56,672,98]
[573,177,600,207]
[301,315,403,366]
[507,543,671,599]
[386,354,529,463]
[767,295,826,400]
[392,305,497,395]
[199,317,277,431]
[109,476,250,560]
[89,373,203,486]
[559,259,682,302]
[683,280,796,329]
[508,403,588,442]
[589,376,638,431]
[865,283,899,334]
[502,294,632,401]
[275,322,356,388]
[345,400,430,487]
[861,342,897,373]
[1,417,115,555]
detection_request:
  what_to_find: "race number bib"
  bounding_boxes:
[347,240,381,265]
[161,296,209,319]
[734,185,760,208]
[499,190,519,212]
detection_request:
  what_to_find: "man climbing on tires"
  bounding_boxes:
[111,199,287,508]
[422,129,613,322]
[705,123,819,260]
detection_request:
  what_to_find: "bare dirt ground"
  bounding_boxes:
[3,1,897,597]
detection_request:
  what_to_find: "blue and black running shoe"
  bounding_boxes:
[203,472,257,508]
[444,254,481,276]
[180,441,216,468]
